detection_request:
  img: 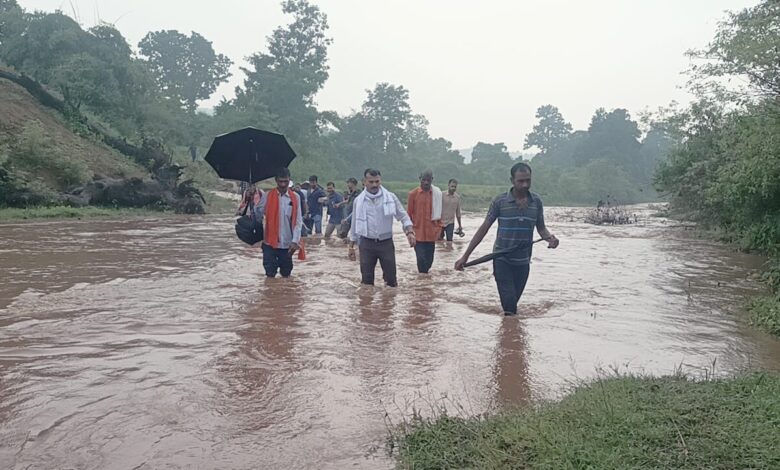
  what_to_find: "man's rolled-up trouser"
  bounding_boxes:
[414,241,435,273]
[359,237,397,287]
[442,223,455,241]
[493,259,530,315]
[262,243,294,278]
[312,214,323,234]
[324,221,339,238]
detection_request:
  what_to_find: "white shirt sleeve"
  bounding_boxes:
[255,190,267,219]
[292,192,303,244]
[392,194,413,230]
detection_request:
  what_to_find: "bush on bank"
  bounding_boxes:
[391,373,780,469]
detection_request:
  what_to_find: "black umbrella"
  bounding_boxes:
[205,127,296,184]
[464,238,547,268]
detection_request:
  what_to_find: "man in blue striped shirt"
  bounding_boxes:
[455,162,559,315]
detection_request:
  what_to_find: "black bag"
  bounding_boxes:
[235,199,264,245]
[236,215,264,245]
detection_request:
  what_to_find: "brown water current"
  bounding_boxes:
[1,205,779,469]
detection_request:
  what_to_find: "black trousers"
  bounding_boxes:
[440,223,455,241]
[493,260,530,315]
[359,238,397,287]
[262,243,293,278]
[414,241,435,273]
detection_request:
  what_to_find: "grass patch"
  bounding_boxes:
[390,373,780,469]
[749,295,780,336]
[0,205,173,221]
[202,191,237,214]
[0,194,235,221]
[0,191,236,221]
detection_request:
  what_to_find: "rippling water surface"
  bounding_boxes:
[1,206,779,469]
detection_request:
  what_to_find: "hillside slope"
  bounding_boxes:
[0,76,146,186]
[0,71,206,213]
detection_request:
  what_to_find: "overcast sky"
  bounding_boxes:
[19,0,758,150]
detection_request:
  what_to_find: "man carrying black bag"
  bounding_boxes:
[235,184,264,245]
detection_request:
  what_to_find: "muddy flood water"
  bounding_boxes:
[1,205,780,469]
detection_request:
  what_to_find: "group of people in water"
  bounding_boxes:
[236,162,559,315]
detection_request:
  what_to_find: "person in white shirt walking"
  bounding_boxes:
[348,168,416,287]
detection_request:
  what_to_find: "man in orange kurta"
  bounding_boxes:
[407,170,442,273]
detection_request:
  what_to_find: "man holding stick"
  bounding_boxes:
[455,162,559,315]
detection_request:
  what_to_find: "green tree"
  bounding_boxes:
[51,52,119,111]
[577,108,641,175]
[0,0,23,50]
[138,30,232,113]
[232,0,332,139]
[0,11,86,81]
[360,83,417,152]
[524,104,572,154]
[687,0,780,100]
[471,142,511,164]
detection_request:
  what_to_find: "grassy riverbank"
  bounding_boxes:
[0,205,172,220]
[0,192,235,221]
[391,373,780,469]
[748,257,780,337]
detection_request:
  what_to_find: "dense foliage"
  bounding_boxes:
[655,0,780,254]
[653,0,780,334]
[0,0,667,207]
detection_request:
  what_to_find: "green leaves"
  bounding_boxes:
[138,30,232,113]
[524,105,573,154]
[687,0,780,100]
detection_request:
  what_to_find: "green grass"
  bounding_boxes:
[749,295,780,336]
[0,205,172,220]
[391,373,780,469]
[202,191,237,213]
[0,194,236,221]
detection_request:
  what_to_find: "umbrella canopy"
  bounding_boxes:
[205,127,296,184]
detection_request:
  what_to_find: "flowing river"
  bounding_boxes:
[1,206,779,469]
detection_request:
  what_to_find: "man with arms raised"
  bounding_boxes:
[455,162,559,315]
[348,169,416,287]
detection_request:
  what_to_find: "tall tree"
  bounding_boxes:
[0,0,25,57]
[359,83,416,152]
[524,104,572,154]
[0,0,19,12]
[687,0,780,100]
[576,108,641,173]
[471,142,512,164]
[138,30,232,112]
[234,0,332,139]
[0,12,86,81]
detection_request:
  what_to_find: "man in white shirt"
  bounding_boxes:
[348,168,416,287]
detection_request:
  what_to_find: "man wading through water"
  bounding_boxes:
[407,170,442,273]
[256,168,303,278]
[455,162,560,315]
[348,168,416,287]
